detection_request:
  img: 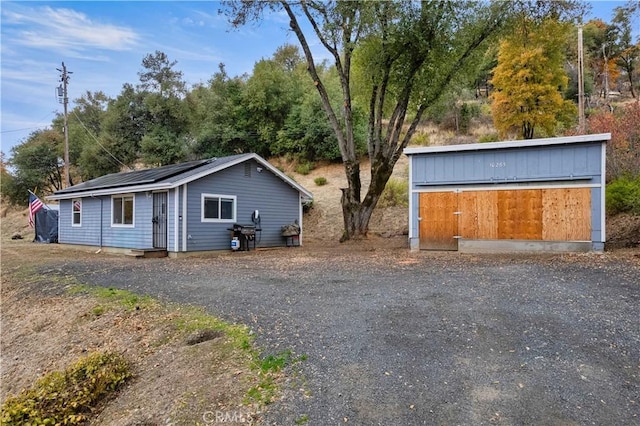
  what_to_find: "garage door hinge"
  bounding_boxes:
[453,211,461,215]
[453,236,462,239]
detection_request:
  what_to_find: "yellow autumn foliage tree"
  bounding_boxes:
[490,19,577,139]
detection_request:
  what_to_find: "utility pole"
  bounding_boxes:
[577,26,585,133]
[57,62,72,187]
[602,44,609,100]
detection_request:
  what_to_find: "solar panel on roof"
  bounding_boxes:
[55,158,213,194]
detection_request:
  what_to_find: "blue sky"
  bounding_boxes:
[0,1,631,159]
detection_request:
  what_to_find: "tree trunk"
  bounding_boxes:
[523,121,534,139]
[340,151,398,241]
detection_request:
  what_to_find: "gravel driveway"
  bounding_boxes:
[55,247,639,425]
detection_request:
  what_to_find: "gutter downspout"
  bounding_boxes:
[182,184,188,252]
[90,194,103,250]
[174,188,180,252]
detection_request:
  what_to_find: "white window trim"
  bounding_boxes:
[111,194,135,228]
[72,198,82,227]
[201,193,236,223]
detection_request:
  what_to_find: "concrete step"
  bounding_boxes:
[127,249,168,258]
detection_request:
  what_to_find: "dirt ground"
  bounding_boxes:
[1,158,639,425]
[1,241,270,425]
[7,232,639,425]
[0,159,410,426]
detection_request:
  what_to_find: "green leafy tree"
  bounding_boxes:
[78,84,147,179]
[275,88,342,161]
[491,19,577,139]
[275,62,367,161]
[243,48,305,156]
[137,52,190,165]
[0,152,22,205]
[186,63,253,157]
[53,91,111,180]
[226,0,511,240]
[140,128,186,165]
[10,130,64,197]
[138,50,187,97]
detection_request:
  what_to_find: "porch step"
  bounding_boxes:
[127,248,168,258]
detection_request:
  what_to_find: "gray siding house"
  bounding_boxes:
[404,133,610,253]
[48,154,312,255]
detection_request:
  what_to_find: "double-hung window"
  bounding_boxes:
[112,194,134,226]
[202,194,236,222]
[72,198,82,226]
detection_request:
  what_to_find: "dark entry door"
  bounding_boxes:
[152,192,168,249]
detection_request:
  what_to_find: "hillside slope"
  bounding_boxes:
[272,156,409,246]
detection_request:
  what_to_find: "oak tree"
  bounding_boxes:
[225,0,509,240]
[10,130,65,195]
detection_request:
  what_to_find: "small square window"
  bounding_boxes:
[202,194,236,222]
[112,195,134,226]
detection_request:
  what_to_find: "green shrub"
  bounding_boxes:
[478,133,500,143]
[378,178,408,208]
[295,162,314,175]
[314,177,328,186]
[459,102,481,134]
[606,176,640,215]
[411,132,430,146]
[1,351,131,425]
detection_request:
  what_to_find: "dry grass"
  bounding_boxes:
[271,155,410,244]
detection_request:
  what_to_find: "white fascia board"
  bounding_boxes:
[403,133,611,155]
[170,153,314,200]
[169,153,253,188]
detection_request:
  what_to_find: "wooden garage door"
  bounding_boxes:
[541,188,591,240]
[419,188,591,249]
[419,192,458,250]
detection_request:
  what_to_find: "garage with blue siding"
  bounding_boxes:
[48,154,312,256]
[403,134,610,253]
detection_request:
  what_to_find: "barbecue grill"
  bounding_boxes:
[229,224,259,251]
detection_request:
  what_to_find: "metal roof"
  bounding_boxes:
[48,153,313,201]
[403,133,611,155]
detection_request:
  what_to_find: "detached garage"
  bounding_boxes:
[404,133,610,253]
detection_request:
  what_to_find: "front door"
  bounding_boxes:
[152,192,168,249]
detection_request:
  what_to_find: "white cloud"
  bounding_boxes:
[2,5,140,55]
[191,9,228,29]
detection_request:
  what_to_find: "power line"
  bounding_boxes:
[71,110,130,170]
[1,111,57,134]
[0,126,49,134]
